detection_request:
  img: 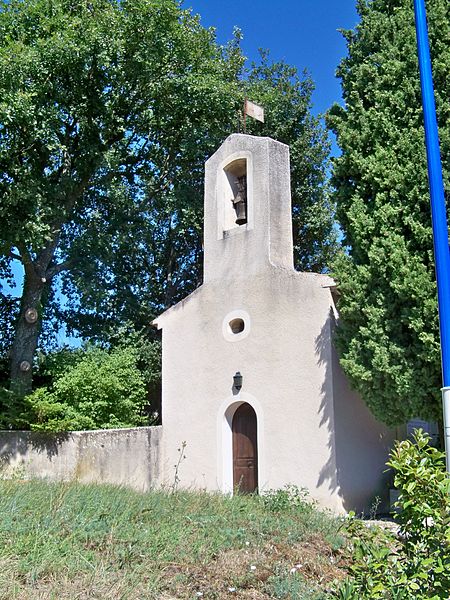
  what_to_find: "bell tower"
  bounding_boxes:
[203,134,294,283]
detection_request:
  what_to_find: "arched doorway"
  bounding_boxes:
[232,403,258,493]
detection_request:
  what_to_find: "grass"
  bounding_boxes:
[0,480,349,599]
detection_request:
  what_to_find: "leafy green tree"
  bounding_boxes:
[0,0,243,394]
[327,0,450,426]
[0,0,335,398]
[2,346,148,431]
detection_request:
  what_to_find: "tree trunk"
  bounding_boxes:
[7,173,90,397]
[9,272,46,397]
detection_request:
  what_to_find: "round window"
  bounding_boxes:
[229,318,245,334]
[222,310,251,342]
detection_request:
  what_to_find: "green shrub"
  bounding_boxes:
[22,346,148,431]
[262,485,315,513]
[0,385,29,429]
[334,429,450,599]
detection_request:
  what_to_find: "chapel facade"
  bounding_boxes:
[153,134,395,513]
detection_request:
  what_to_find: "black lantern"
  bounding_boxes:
[233,371,243,391]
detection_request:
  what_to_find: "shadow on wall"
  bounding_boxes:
[314,313,338,499]
[315,310,394,514]
[0,430,70,465]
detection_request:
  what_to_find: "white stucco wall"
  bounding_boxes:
[156,269,395,512]
[157,269,333,506]
[203,134,294,284]
[154,133,396,513]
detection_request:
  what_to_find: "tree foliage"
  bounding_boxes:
[1,346,148,431]
[328,0,450,426]
[0,0,243,392]
[0,0,335,395]
[61,48,337,343]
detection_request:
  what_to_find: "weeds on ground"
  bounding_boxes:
[0,481,346,599]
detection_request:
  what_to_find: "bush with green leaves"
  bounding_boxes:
[17,346,148,431]
[262,485,316,513]
[334,430,450,599]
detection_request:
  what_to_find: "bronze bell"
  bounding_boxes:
[234,199,247,225]
[233,175,247,225]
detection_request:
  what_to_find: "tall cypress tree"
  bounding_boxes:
[328,0,450,426]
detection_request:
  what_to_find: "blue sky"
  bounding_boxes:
[185,0,360,117]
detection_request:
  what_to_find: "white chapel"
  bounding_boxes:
[153,134,395,513]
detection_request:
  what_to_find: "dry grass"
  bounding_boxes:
[167,535,348,599]
[0,480,349,599]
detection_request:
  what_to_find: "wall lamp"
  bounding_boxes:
[233,371,243,391]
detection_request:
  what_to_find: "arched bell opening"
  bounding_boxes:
[223,158,248,230]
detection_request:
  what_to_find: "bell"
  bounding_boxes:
[235,199,247,225]
[233,174,247,225]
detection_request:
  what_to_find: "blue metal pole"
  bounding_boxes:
[413,0,450,469]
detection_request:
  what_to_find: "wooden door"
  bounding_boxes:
[232,403,258,493]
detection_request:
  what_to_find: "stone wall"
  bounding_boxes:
[0,426,162,491]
